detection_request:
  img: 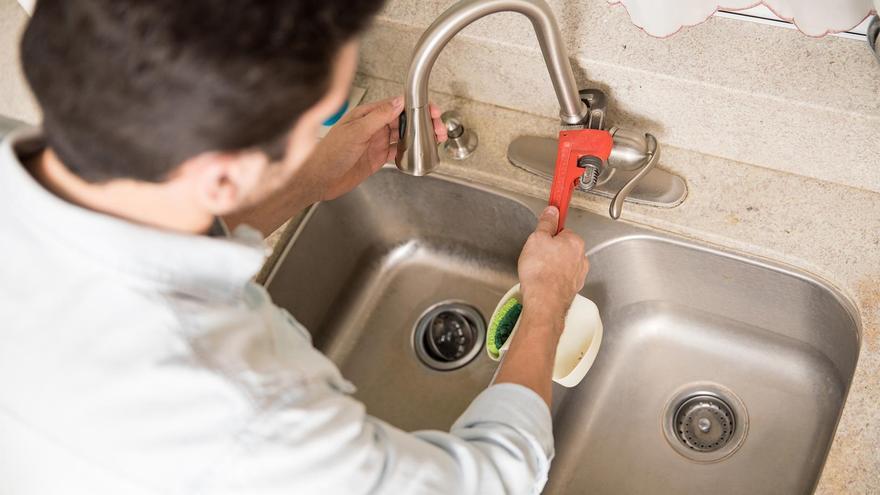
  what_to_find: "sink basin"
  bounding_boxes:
[265,169,532,431]
[263,168,860,494]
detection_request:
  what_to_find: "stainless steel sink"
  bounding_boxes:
[263,167,860,495]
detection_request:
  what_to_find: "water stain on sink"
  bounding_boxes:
[725,213,741,225]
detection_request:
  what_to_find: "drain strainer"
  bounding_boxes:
[674,395,734,452]
[413,302,485,371]
[662,384,748,463]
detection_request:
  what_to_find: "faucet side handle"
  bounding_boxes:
[608,131,660,219]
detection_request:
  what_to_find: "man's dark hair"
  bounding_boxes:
[20,0,384,183]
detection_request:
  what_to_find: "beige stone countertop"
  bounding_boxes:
[266,74,880,493]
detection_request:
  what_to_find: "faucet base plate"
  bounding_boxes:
[507,135,688,211]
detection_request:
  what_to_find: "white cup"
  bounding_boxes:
[488,283,603,388]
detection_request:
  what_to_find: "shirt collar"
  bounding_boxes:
[0,128,269,302]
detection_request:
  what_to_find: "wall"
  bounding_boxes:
[359,0,880,193]
[0,0,37,123]
[2,0,877,192]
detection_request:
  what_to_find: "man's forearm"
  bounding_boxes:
[493,306,564,407]
[223,178,316,236]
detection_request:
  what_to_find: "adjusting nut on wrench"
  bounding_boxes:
[577,155,602,191]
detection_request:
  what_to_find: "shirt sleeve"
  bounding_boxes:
[416,383,554,494]
[204,379,554,495]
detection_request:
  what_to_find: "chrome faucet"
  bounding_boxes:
[395,0,588,176]
[395,0,687,219]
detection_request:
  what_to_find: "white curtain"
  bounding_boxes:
[609,0,878,37]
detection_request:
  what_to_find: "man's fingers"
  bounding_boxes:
[433,121,447,142]
[345,96,398,120]
[579,256,590,286]
[425,103,447,143]
[353,100,445,143]
[366,125,396,169]
[386,143,398,162]
[350,97,404,137]
[433,117,448,143]
[558,230,586,253]
[337,101,370,124]
[535,206,560,235]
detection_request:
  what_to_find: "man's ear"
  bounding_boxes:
[179,149,270,216]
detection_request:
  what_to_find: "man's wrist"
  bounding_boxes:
[519,304,566,338]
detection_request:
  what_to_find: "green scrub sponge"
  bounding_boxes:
[487,297,523,359]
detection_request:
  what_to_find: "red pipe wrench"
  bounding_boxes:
[548,129,613,234]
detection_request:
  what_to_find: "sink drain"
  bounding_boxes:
[413,302,485,371]
[662,383,748,462]
[674,395,734,452]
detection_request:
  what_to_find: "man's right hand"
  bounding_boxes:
[517,206,589,332]
[494,206,589,406]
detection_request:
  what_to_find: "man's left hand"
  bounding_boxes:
[311,96,448,202]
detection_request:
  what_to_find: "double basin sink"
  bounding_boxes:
[263,168,860,495]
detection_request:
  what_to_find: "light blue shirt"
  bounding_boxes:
[0,129,554,495]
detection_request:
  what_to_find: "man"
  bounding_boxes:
[0,1,589,494]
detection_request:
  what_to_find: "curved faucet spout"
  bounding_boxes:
[396,0,588,176]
